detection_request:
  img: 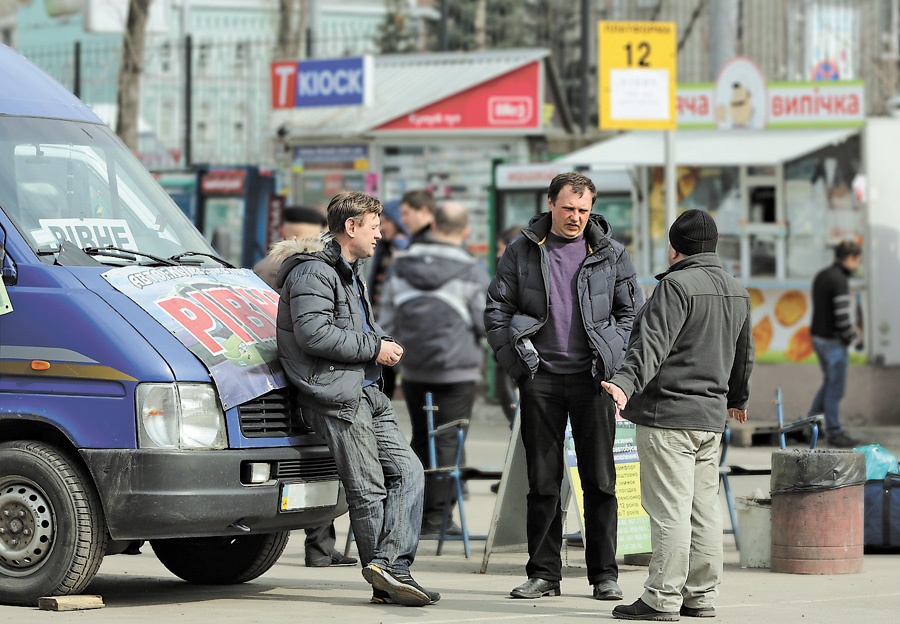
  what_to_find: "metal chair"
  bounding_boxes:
[423,391,474,557]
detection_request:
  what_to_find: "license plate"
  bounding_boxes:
[280,480,339,512]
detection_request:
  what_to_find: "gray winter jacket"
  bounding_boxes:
[609,253,754,433]
[380,241,490,384]
[485,212,642,388]
[275,238,388,422]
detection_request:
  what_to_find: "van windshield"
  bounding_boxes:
[0,116,219,266]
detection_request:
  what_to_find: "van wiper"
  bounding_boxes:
[169,251,235,268]
[83,245,178,266]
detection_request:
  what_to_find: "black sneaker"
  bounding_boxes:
[680,605,715,617]
[370,588,395,605]
[422,518,462,536]
[362,564,440,607]
[827,433,860,448]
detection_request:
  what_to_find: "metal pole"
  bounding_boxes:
[664,130,677,246]
[73,41,81,99]
[440,0,448,52]
[184,34,192,169]
[580,0,590,134]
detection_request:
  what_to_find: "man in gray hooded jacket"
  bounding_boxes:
[380,201,490,534]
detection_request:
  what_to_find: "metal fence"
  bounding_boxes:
[17,0,899,168]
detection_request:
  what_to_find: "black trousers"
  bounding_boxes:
[518,369,618,584]
[402,380,475,526]
[303,523,336,565]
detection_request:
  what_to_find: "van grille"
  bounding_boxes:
[238,388,311,438]
[273,457,339,480]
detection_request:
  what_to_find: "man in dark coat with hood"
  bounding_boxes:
[485,171,642,602]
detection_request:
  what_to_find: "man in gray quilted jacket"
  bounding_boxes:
[276,191,438,607]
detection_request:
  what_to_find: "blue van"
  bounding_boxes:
[0,44,346,605]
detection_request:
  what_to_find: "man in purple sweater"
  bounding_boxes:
[485,172,642,602]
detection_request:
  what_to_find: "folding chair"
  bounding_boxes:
[423,391,474,557]
[719,388,822,549]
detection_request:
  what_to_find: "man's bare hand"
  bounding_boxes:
[377,340,404,367]
[601,381,628,411]
[728,408,748,423]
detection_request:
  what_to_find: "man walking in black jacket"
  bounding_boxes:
[602,209,753,621]
[807,240,863,448]
[485,171,641,602]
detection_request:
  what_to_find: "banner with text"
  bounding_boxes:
[565,413,651,555]
[103,266,284,409]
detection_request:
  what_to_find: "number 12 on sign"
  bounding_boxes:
[598,21,677,130]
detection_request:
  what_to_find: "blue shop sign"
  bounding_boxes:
[296,57,372,108]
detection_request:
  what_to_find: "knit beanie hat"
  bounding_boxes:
[669,209,718,255]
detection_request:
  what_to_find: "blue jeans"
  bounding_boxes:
[808,336,849,438]
[303,385,425,573]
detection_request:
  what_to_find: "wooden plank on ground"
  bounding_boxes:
[37,595,104,611]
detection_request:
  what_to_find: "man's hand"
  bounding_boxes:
[601,381,628,411]
[376,340,404,367]
[728,408,748,424]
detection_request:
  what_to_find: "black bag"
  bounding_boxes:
[864,473,900,551]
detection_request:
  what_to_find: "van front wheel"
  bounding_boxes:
[0,441,107,606]
[150,531,290,584]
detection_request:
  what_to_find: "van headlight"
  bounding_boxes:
[136,383,227,449]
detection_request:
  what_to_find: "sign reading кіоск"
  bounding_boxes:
[271,57,373,109]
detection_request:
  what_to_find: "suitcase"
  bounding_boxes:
[864,473,900,550]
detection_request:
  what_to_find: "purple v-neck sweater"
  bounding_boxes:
[532,232,592,374]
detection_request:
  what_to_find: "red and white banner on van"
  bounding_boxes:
[103,266,284,410]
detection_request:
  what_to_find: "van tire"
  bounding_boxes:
[150,531,291,584]
[0,440,107,606]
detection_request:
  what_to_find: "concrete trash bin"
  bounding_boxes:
[736,497,771,568]
[770,449,866,574]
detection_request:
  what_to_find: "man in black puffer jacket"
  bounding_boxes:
[485,171,642,602]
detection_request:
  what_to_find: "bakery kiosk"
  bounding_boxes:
[557,61,879,425]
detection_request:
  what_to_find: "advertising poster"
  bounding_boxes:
[750,287,866,365]
[565,413,651,555]
[103,266,285,409]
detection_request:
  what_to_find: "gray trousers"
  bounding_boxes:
[636,425,723,612]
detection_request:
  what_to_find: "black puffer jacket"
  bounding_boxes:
[275,238,388,422]
[484,212,642,388]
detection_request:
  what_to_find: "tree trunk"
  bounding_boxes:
[474,0,487,50]
[277,0,307,60]
[116,0,151,151]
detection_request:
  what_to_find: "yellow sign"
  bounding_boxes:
[598,21,677,130]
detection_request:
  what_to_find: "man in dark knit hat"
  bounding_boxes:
[602,209,754,621]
